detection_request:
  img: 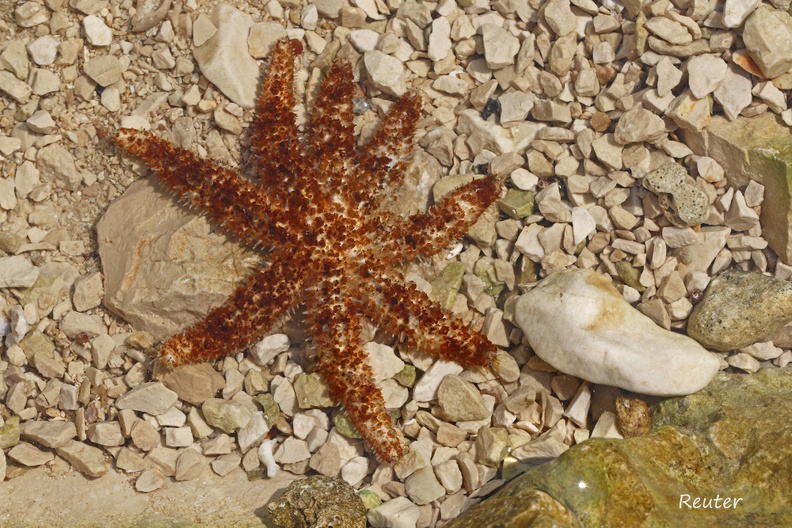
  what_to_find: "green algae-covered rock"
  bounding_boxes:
[473,256,506,296]
[448,369,792,528]
[429,261,466,311]
[682,112,792,264]
[0,416,21,449]
[267,475,366,528]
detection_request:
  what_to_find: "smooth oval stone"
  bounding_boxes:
[515,268,720,396]
[688,270,792,351]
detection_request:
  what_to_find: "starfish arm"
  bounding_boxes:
[249,39,306,194]
[359,272,497,367]
[358,93,422,206]
[306,61,357,190]
[160,251,306,366]
[305,292,406,464]
[375,174,503,265]
[114,128,285,247]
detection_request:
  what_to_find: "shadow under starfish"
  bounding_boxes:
[111,39,502,464]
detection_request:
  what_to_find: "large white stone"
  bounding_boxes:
[514,268,720,396]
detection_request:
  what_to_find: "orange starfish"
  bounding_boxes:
[112,39,500,463]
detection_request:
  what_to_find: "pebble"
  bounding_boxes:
[0,255,39,288]
[543,0,577,37]
[405,465,446,505]
[237,411,270,452]
[645,17,693,45]
[515,268,720,396]
[201,398,254,433]
[36,144,83,191]
[475,426,511,467]
[274,436,311,464]
[249,333,289,365]
[363,50,406,97]
[688,270,792,351]
[21,420,76,448]
[368,497,421,528]
[87,421,124,446]
[613,107,665,145]
[481,24,520,69]
[83,55,122,86]
[413,360,463,402]
[211,453,242,476]
[164,427,193,447]
[0,71,31,103]
[363,341,404,382]
[175,449,206,481]
[713,65,753,121]
[83,15,112,46]
[7,442,54,466]
[687,55,727,99]
[294,373,335,409]
[726,352,761,373]
[193,4,259,108]
[56,440,108,477]
[436,375,490,421]
[115,382,179,416]
[742,6,792,78]
[26,36,58,65]
[135,468,166,492]
[160,363,225,406]
[130,420,159,451]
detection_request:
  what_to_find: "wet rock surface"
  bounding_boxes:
[450,369,792,528]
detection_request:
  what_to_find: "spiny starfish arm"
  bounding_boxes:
[114,128,284,247]
[160,252,306,366]
[358,93,422,206]
[306,60,357,190]
[376,174,503,265]
[305,292,406,464]
[249,39,306,194]
[359,272,497,367]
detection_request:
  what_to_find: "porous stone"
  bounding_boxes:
[268,475,366,528]
[514,268,720,396]
[688,270,792,351]
[642,162,709,227]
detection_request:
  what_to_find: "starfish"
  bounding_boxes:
[112,39,500,463]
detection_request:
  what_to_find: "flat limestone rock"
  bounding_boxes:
[515,268,720,396]
[97,177,258,342]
